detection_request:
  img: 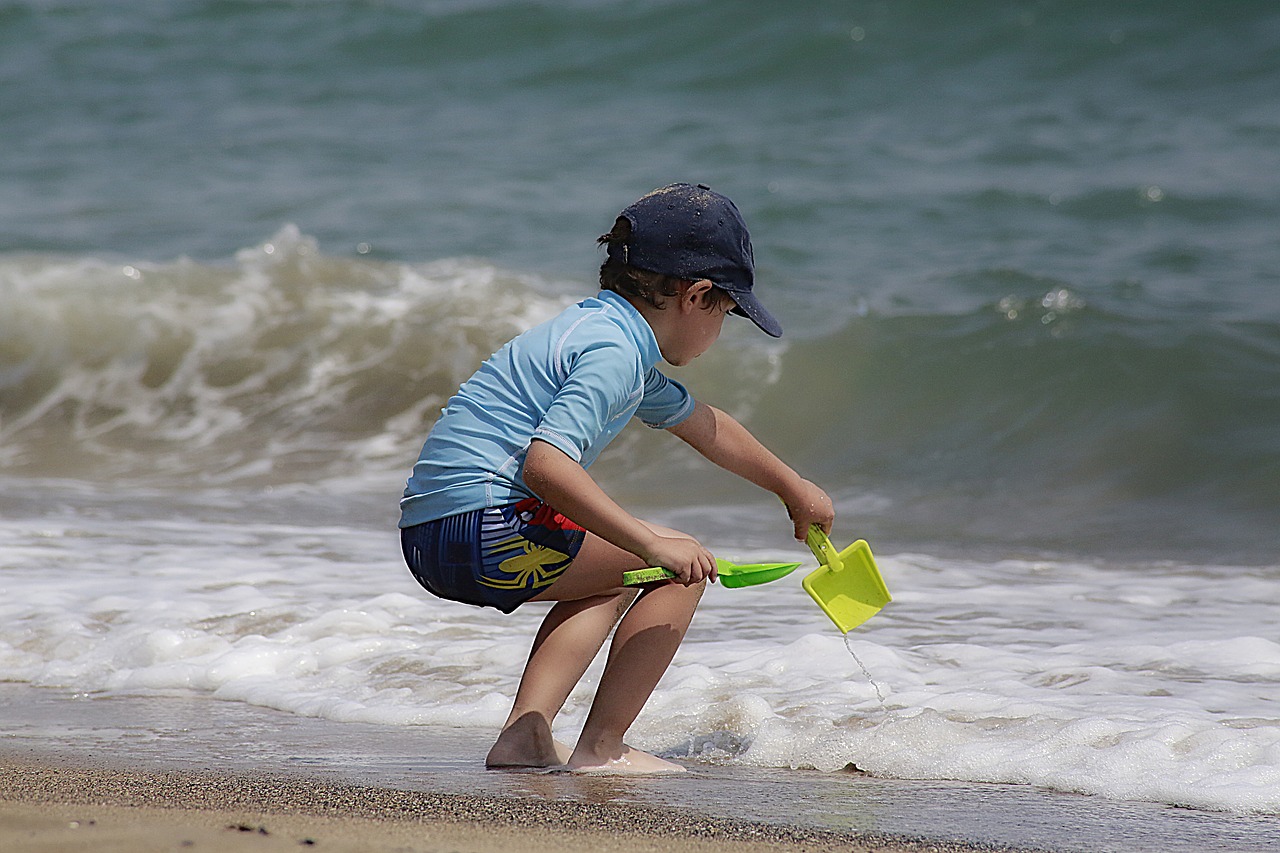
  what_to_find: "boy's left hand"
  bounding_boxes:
[643,533,718,586]
[782,479,835,541]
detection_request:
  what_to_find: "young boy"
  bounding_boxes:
[399,183,833,774]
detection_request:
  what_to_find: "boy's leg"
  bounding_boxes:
[567,579,704,773]
[487,526,704,772]
[485,591,635,768]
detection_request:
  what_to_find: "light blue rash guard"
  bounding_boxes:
[399,290,695,528]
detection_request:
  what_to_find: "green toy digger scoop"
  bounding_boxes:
[802,525,891,633]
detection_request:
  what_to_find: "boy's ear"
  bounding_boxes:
[683,278,715,309]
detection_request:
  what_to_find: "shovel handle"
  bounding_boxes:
[805,524,844,572]
[622,567,677,586]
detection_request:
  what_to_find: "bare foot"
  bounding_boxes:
[485,712,571,769]
[566,744,686,775]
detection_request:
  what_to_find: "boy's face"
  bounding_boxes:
[660,280,731,367]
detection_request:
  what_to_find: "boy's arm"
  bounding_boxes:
[667,401,834,541]
[522,439,717,584]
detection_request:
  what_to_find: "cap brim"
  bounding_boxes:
[725,290,783,337]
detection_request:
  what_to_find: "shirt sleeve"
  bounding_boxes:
[531,336,639,463]
[636,368,695,429]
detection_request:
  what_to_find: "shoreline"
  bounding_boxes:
[0,755,1005,853]
[4,685,1279,852]
[0,682,1032,853]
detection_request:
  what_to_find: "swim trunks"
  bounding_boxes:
[400,498,586,614]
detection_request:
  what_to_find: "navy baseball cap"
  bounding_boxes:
[607,183,783,337]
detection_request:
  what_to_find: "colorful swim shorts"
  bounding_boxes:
[400,498,586,614]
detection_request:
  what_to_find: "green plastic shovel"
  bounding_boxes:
[801,525,891,633]
[622,558,802,589]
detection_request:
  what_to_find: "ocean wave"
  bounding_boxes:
[3,230,1277,558]
[0,227,575,484]
[759,294,1280,560]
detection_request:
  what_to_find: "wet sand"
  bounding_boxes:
[0,756,1008,853]
[0,682,1030,853]
[6,685,1280,853]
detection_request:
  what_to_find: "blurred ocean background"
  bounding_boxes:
[3,0,1280,826]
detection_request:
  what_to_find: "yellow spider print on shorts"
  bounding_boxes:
[479,536,571,591]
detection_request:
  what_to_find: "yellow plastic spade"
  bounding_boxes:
[802,525,891,633]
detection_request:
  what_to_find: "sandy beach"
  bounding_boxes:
[0,754,1002,853]
[0,683,1042,853]
[5,682,1280,853]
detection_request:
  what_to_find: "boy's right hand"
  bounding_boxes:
[643,534,718,585]
[783,478,836,541]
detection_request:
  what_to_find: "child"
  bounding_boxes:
[399,183,833,773]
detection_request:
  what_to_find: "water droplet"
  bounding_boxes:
[998,295,1023,320]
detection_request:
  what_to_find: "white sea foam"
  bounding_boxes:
[1,497,1277,814]
[0,231,578,484]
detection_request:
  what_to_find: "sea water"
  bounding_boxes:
[2,0,1279,820]
[2,481,1279,815]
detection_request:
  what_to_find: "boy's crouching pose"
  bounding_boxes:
[399,183,833,773]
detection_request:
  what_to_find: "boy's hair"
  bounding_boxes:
[597,217,731,311]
